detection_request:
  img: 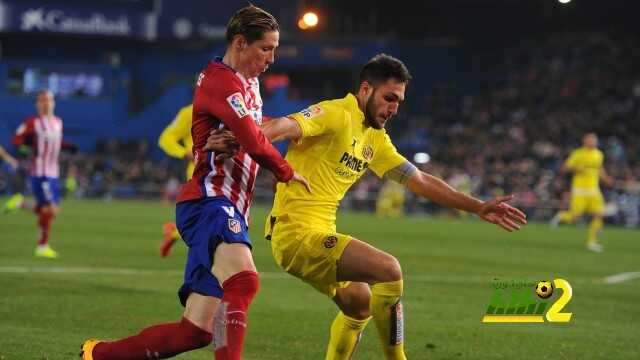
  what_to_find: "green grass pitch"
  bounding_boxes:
[1,199,638,359]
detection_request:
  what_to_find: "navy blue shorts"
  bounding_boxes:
[175,197,251,306]
[30,177,60,207]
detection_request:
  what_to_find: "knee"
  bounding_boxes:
[379,255,402,283]
[344,292,372,320]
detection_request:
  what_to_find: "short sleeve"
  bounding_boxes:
[369,133,408,178]
[564,150,578,169]
[288,103,343,139]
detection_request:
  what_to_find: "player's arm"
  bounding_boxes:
[0,145,18,169]
[394,165,526,232]
[600,167,615,187]
[372,134,525,232]
[158,106,193,160]
[202,72,309,190]
[12,118,35,148]
[561,151,579,173]
[260,116,302,142]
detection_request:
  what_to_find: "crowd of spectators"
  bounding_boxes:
[1,31,638,226]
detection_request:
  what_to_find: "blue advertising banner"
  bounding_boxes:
[0,0,157,40]
[156,0,296,40]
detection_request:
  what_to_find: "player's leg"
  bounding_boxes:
[586,195,605,252]
[83,292,218,360]
[211,242,259,360]
[33,177,61,258]
[326,282,372,359]
[336,239,406,360]
[82,200,228,360]
[160,222,181,257]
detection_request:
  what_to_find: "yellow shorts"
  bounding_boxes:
[265,215,352,298]
[570,194,604,216]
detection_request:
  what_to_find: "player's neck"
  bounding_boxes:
[222,53,250,79]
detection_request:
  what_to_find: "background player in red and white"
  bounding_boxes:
[10,90,75,259]
[81,5,309,360]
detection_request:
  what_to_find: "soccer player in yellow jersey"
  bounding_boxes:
[376,180,406,218]
[157,104,195,257]
[551,133,614,252]
[208,54,527,359]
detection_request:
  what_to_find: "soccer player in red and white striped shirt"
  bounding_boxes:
[81,5,309,360]
[11,90,71,259]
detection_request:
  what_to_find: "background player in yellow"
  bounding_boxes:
[376,180,405,218]
[551,133,614,252]
[206,54,527,360]
[158,104,238,257]
[157,104,194,257]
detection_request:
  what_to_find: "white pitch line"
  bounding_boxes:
[0,266,491,283]
[603,271,640,284]
[0,266,616,285]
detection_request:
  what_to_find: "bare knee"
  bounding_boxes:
[377,255,402,283]
[335,284,372,320]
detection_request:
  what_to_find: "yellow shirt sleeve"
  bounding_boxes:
[158,105,192,159]
[369,133,408,178]
[288,102,345,139]
[564,150,579,170]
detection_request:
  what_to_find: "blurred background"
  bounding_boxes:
[0,0,638,226]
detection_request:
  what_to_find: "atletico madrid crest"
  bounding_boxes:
[228,219,242,234]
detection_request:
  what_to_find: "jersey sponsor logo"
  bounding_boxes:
[339,152,370,173]
[197,72,205,86]
[362,145,374,161]
[300,105,323,119]
[323,235,338,249]
[228,218,242,234]
[226,92,249,118]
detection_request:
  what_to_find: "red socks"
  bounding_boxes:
[214,271,260,360]
[36,209,54,246]
[93,317,212,360]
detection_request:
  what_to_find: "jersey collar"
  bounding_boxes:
[344,93,365,127]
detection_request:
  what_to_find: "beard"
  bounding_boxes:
[364,89,384,129]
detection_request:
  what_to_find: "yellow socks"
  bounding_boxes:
[370,280,407,360]
[587,217,603,245]
[325,312,371,360]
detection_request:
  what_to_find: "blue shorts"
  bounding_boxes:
[175,196,251,306]
[30,177,60,207]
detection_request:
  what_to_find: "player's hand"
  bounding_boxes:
[204,129,239,161]
[288,171,312,193]
[477,195,527,232]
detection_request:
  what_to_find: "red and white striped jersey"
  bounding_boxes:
[12,115,63,178]
[177,59,293,219]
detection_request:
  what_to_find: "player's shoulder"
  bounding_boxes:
[201,61,243,88]
[23,115,38,124]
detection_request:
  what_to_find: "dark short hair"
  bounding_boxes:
[359,53,412,87]
[226,5,279,45]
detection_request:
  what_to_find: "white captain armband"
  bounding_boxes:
[383,161,418,185]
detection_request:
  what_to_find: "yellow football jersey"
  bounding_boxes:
[158,104,195,179]
[564,147,604,190]
[270,93,407,228]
